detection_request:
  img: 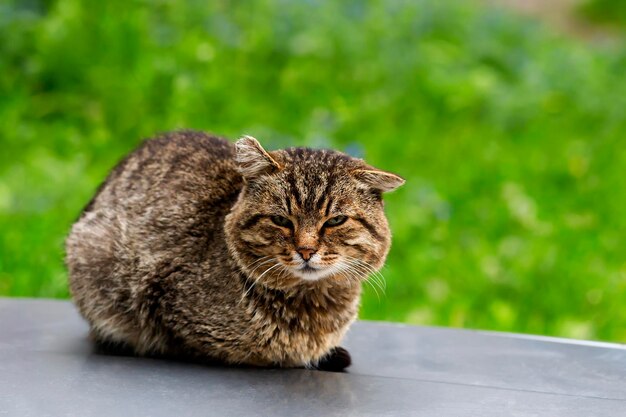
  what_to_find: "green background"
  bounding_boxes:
[2,0,626,341]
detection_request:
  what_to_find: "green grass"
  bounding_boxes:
[2,0,626,341]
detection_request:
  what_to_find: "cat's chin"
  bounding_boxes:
[290,266,334,282]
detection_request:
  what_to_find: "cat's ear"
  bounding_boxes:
[235,136,281,179]
[353,168,405,193]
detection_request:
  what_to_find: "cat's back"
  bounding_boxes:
[66,132,243,329]
[84,131,241,216]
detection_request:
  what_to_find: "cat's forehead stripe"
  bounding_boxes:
[315,180,335,212]
[285,194,292,215]
[277,147,358,216]
[284,170,337,214]
[323,196,333,217]
[286,173,304,208]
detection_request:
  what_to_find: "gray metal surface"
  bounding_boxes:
[0,298,624,417]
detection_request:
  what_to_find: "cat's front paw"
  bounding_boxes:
[315,346,351,372]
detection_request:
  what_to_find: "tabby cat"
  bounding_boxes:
[65,131,404,371]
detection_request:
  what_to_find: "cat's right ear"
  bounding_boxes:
[235,136,282,179]
[352,168,405,193]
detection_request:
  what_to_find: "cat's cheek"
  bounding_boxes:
[326,227,363,245]
[339,233,383,263]
[321,227,353,241]
[239,228,272,247]
[273,229,294,248]
[243,227,292,257]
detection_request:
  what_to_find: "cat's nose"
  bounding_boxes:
[297,247,317,261]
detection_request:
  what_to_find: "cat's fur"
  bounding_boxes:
[65,131,404,371]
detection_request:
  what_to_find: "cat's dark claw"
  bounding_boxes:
[315,346,351,372]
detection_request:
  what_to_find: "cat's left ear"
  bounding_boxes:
[235,136,282,179]
[353,168,405,193]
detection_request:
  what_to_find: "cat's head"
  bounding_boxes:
[225,136,404,289]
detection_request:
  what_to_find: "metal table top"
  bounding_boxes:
[1,298,624,416]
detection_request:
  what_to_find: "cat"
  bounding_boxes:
[65,131,404,371]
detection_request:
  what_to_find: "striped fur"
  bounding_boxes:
[66,131,403,369]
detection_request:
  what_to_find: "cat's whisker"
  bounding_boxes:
[356,259,387,290]
[325,263,347,286]
[367,273,386,296]
[333,262,355,283]
[366,269,386,294]
[345,256,382,279]
[273,264,291,284]
[245,255,272,268]
[345,265,379,301]
[326,263,344,279]
[346,259,372,279]
[241,277,258,304]
[344,257,387,292]
[341,258,386,296]
[245,259,270,273]
[342,258,376,282]
[339,264,376,297]
[247,257,275,276]
[256,262,282,282]
[337,268,358,289]
[239,258,274,304]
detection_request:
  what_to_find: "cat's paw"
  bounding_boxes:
[315,346,351,372]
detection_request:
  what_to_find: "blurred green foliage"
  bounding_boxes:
[1,0,626,341]
[580,0,626,27]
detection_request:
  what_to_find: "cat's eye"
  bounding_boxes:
[324,215,348,227]
[270,216,293,228]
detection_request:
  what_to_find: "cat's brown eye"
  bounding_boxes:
[324,215,348,228]
[271,216,293,228]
